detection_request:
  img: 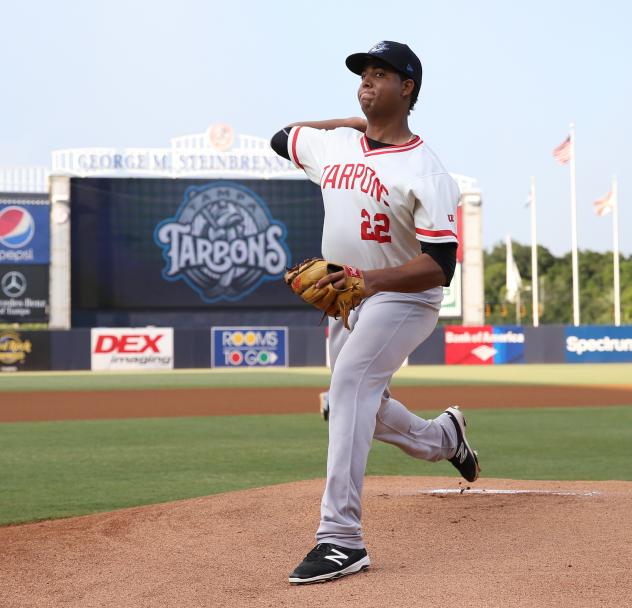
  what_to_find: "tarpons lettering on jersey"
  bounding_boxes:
[321,163,390,207]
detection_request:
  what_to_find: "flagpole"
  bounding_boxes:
[612,175,621,326]
[530,176,539,326]
[569,123,580,326]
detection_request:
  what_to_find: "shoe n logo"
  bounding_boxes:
[324,548,348,567]
[455,443,468,464]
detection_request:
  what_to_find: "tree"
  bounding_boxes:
[483,241,631,325]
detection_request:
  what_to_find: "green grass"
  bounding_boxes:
[1,405,631,526]
[1,363,632,392]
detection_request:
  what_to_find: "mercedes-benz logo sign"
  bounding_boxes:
[1,271,27,298]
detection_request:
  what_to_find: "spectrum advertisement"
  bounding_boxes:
[445,325,525,365]
[211,327,288,368]
[565,326,632,363]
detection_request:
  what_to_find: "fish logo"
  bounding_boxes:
[0,206,35,249]
[154,182,291,303]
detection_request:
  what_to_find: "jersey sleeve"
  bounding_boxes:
[287,126,329,184]
[412,173,460,244]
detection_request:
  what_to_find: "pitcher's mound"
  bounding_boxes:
[2,476,631,608]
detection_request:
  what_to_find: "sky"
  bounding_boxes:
[1,0,631,255]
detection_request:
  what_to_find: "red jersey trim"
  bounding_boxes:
[290,127,304,169]
[360,134,424,157]
[415,227,458,238]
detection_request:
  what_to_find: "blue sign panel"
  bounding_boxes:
[0,204,50,264]
[565,326,632,363]
[211,326,288,367]
[493,326,525,364]
[154,182,291,304]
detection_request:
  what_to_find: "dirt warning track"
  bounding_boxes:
[3,384,632,422]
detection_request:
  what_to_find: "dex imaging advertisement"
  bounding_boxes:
[91,328,174,370]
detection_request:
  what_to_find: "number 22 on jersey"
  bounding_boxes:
[360,209,392,243]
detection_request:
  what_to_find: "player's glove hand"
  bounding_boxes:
[284,258,366,330]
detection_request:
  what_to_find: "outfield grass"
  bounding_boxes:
[1,405,630,526]
[1,363,632,392]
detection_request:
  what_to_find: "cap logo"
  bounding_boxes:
[406,63,414,74]
[369,41,389,54]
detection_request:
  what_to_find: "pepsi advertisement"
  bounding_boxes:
[70,178,324,312]
[0,203,50,264]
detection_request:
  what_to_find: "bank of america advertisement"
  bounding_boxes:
[444,325,525,365]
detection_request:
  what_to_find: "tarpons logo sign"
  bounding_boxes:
[154,183,290,303]
[91,328,174,370]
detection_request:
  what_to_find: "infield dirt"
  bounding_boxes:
[2,476,630,608]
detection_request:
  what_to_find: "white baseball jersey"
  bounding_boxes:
[287,126,460,274]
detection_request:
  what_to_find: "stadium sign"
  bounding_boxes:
[0,265,49,322]
[0,203,50,264]
[211,327,288,368]
[445,325,525,365]
[51,123,298,179]
[154,182,290,304]
[91,328,174,370]
[439,262,462,318]
[0,330,50,371]
[565,326,632,363]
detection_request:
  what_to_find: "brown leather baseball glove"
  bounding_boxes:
[284,258,366,329]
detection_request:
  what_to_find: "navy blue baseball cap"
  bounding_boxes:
[346,41,422,88]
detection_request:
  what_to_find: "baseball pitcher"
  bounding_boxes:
[270,40,480,585]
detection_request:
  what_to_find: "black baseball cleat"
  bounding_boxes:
[319,391,330,422]
[288,543,370,584]
[445,406,481,483]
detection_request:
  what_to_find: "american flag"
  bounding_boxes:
[593,191,614,216]
[553,136,571,165]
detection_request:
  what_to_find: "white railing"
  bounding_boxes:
[0,167,49,193]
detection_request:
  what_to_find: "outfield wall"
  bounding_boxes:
[2,325,632,371]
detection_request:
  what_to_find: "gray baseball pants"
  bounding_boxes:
[316,291,457,549]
